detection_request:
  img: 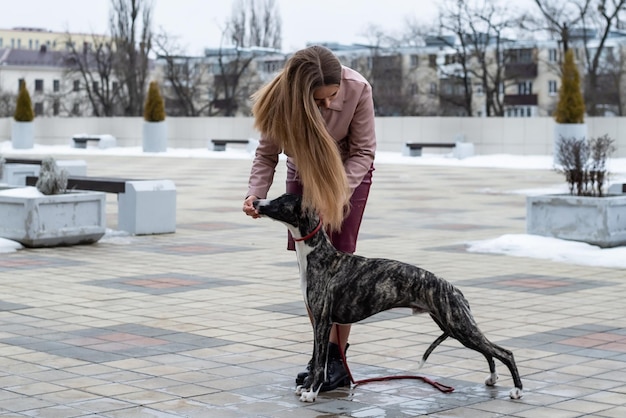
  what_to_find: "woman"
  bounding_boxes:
[243,45,376,391]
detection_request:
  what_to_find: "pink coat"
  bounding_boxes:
[247,66,376,199]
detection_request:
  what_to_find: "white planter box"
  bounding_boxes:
[11,121,34,149]
[0,189,106,247]
[142,121,167,152]
[527,194,626,248]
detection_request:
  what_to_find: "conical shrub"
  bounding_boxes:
[554,49,585,124]
[143,81,166,122]
[14,80,35,122]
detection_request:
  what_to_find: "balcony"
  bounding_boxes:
[503,94,538,106]
[505,63,538,79]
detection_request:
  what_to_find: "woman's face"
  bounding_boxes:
[313,84,340,109]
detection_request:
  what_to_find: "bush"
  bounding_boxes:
[14,80,35,122]
[554,49,585,124]
[35,157,68,195]
[144,81,166,122]
[555,134,615,197]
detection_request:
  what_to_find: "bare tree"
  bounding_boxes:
[153,33,212,116]
[532,0,626,115]
[211,0,282,116]
[434,0,529,116]
[110,0,153,116]
[63,34,122,116]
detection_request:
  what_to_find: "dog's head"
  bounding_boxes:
[253,193,320,240]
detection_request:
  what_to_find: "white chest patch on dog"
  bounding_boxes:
[295,242,313,308]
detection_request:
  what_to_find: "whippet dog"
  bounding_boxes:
[253,193,523,403]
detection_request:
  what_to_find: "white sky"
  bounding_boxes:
[1,0,536,54]
[2,140,626,269]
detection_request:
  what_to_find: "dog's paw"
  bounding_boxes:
[485,373,498,386]
[295,385,304,395]
[509,387,523,399]
[299,389,317,403]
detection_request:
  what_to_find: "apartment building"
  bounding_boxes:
[2,26,626,119]
[0,27,108,52]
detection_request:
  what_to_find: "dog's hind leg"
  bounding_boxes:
[455,332,523,400]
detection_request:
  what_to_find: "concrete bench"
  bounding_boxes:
[404,142,456,157]
[609,183,626,195]
[403,141,475,159]
[1,158,87,186]
[72,134,117,149]
[210,139,249,151]
[26,175,176,235]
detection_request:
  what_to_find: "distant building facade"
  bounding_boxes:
[2,25,626,118]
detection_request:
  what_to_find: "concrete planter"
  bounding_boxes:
[11,121,34,149]
[0,188,106,247]
[553,123,587,165]
[142,121,167,152]
[526,194,626,248]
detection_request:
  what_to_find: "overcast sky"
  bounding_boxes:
[2,0,534,54]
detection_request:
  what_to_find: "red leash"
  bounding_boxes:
[336,328,455,393]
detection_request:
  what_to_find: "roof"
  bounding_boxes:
[0,47,67,67]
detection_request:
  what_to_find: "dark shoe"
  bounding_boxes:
[300,342,351,392]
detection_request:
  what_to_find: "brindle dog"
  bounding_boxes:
[253,193,523,403]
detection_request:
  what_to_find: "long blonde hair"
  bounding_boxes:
[251,45,349,231]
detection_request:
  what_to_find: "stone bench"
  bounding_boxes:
[609,183,626,195]
[403,141,475,159]
[26,175,176,235]
[210,139,250,151]
[72,134,117,149]
[1,158,87,186]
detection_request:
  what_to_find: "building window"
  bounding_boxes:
[18,78,25,90]
[53,80,60,92]
[35,79,44,92]
[548,80,557,95]
[549,49,558,62]
[518,81,532,95]
[410,54,419,68]
[92,81,99,92]
[72,102,81,116]
[29,39,33,49]
[428,54,437,68]
[73,80,80,92]
[429,82,437,95]
[53,100,60,116]
[34,102,44,116]
[475,83,484,96]
[112,81,119,91]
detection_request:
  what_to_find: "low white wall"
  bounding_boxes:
[1,116,625,157]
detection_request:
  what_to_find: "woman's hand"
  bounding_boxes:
[243,195,261,218]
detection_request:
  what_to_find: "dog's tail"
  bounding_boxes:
[417,332,449,369]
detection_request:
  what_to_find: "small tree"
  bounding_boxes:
[555,135,615,197]
[143,80,166,122]
[14,81,35,122]
[554,49,585,124]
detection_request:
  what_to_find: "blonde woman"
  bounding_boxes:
[243,45,376,391]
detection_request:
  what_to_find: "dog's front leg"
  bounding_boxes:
[299,318,332,402]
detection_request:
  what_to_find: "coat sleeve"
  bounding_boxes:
[344,82,376,191]
[246,136,281,199]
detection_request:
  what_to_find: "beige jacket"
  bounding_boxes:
[247,66,376,199]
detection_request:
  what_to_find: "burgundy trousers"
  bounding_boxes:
[286,170,372,254]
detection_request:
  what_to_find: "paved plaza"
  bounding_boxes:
[0,153,625,417]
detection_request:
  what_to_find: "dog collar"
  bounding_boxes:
[293,220,323,242]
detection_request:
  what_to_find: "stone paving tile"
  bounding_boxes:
[0,154,624,417]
